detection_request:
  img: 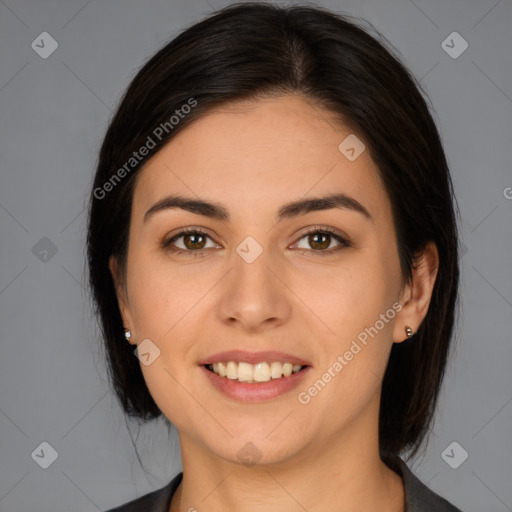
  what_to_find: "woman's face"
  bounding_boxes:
[111,94,422,467]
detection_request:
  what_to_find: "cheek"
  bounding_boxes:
[297,250,399,403]
[125,249,214,392]
[125,246,201,340]
[128,257,206,424]
[292,250,397,340]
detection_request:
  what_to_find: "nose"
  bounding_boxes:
[216,244,292,332]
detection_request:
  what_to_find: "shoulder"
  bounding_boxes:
[387,455,463,512]
[104,472,183,512]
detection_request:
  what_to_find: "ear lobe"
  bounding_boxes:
[393,241,439,343]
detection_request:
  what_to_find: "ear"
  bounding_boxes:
[393,241,439,343]
[109,255,135,344]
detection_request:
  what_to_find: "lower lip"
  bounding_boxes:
[200,365,312,402]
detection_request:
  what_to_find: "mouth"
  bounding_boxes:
[204,361,308,383]
[198,350,312,401]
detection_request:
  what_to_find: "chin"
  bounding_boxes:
[205,433,305,468]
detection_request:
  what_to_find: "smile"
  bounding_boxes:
[206,361,304,383]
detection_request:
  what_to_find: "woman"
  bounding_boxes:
[87,3,462,511]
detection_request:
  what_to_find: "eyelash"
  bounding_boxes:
[162,226,350,257]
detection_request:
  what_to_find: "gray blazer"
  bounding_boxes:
[105,456,463,512]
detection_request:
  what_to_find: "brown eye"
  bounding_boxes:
[162,229,218,254]
[308,232,331,250]
[182,232,207,250]
[293,228,350,254]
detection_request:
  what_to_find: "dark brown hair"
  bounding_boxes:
[87,1,460,459]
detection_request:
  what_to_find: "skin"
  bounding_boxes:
[110,94,438,512]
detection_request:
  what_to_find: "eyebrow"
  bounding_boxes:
[143,193,373,224]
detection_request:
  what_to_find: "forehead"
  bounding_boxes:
[132,94,389,224]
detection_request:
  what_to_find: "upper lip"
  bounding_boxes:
[198,350,311,367]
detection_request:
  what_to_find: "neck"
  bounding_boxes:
[169,405,404,512]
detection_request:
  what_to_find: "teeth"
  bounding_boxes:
[270,361,282,379]
[226,361,238,379]
[208,361,303,383]
[238,362,254,382]
[214,362,225,377]
[253,362,270,382]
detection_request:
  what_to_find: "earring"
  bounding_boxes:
[124,328,132,342]
[405,325,413,338]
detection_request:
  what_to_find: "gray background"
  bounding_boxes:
[0,0,511,510]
